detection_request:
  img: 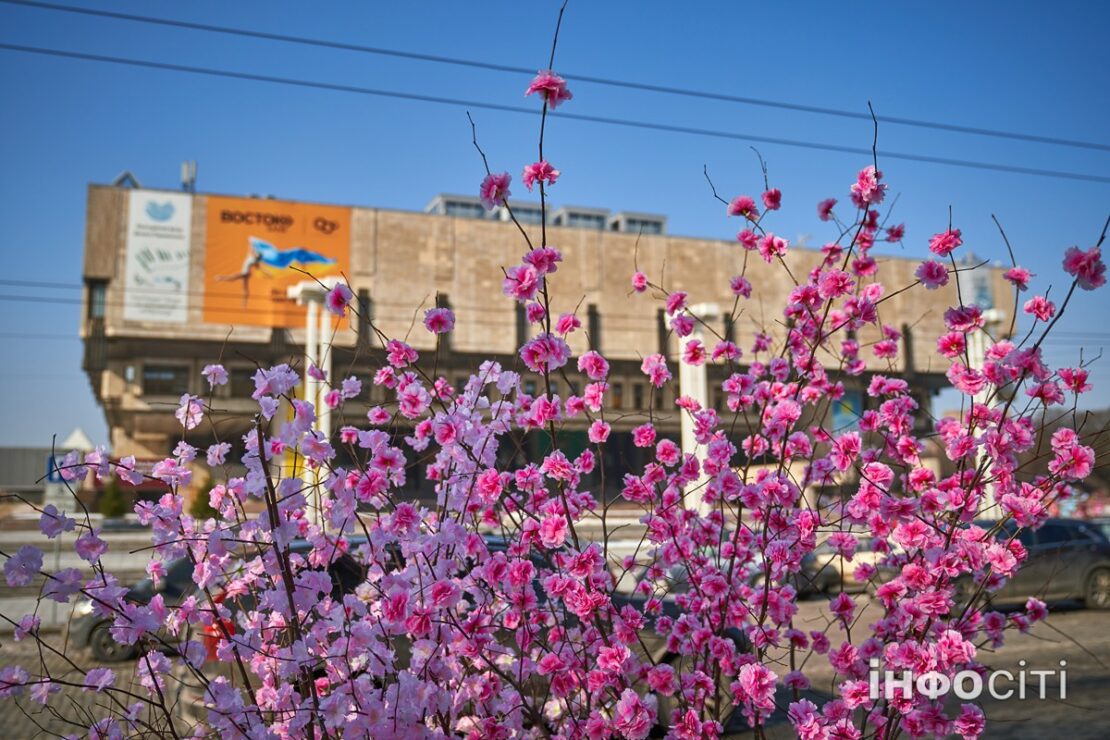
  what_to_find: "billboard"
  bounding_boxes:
[202,196,351,327]
[123,190,193,322]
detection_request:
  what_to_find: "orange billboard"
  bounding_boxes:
[203,196,351,327]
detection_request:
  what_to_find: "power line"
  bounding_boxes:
[1,42,1109,186]
[3,0,1108,154]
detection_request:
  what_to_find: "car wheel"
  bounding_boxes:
[89,621,132,662]
[1084,568,1110,610]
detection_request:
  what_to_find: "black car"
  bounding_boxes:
[985,517,1110,609]
[874,517,1110,610]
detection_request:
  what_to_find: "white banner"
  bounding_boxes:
[123,190,193,322]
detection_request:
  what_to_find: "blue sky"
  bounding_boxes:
[0,1,1107,447]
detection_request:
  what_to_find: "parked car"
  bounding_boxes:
[874,518,1110,610]
[806,537,896,594]
[70,555,196,661]
[69,537,367,662]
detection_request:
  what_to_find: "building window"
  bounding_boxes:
[633,383,644,409]
[523,379,538,398]
[357,289,373,348]
[87,280,107,319]
[610,382,624,410]
[587,304,601,352]
[445,201,485,219]
[142,365,190,396]
[625,218,664,235]
[230,368,257,398]
[511,207,544,225]
[657,309,669,357]
[723,314,735,344]
[569,213,605,229]
[515,303,529,349]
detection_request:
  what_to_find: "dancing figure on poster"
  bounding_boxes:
[216,237,336,306]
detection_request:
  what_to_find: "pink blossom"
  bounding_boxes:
[83,667,115,693]
[850,166,886,207]
[631,271,648,293]
[682,339,707,366]
[503,263,542,302]
[423,307,455,334]
[201,364,228,387]
[730,275,752,297]
[665,291,688,315]
[1003,266,1033,291]
[737,229,759,250]
[522,160,560,191]
[523,246,562,275]
[4,545,42,587]
[325,282,353,317]
[175,394,203,430]
[206,442,230,467]
[915,260,949,289]
[732,663,777,718]
[588,420,611,444]
[640,354,672,387]
[1059,367,1092,393]
[538,515,568,548]
[928,228,963,257]
[632,424,656,447]
[556,312,580,334]
[1023,295,1056,321]
[885,223,905,242]
[1063,245,1106,290]
[386,339,419,368]
[577,350,610,380]
[758,233,788,263]
[525,70,573,109]
[39,505,75,539]
[728,195,759,219]
[479,172,512,210]
[936,331,967,358]
[817,198,837,221]
[75,531,108,563]
[612,689,654,740]
[519,333,571,373]
[761,187,782,211]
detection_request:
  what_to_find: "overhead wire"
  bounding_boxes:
[3,0,1108,153]
[0,42,1108,185]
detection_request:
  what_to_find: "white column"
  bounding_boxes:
[679,303,719,516]
[318,300,333,442]
[972,308,1005,520]
[305,297,320,409]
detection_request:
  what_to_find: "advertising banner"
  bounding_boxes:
[202,196,351,327]
[123,190,193,322]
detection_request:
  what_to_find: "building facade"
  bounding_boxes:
[80,184,1013,498]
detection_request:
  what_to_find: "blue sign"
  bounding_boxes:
[46,455,64,484]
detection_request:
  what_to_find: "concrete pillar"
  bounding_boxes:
[679,303,719,516]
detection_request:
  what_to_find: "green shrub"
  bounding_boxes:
[97,477,128,518]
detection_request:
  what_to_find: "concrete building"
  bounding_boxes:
[80,182,1013,499]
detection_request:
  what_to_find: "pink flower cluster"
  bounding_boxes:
[1,37,1105,740]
